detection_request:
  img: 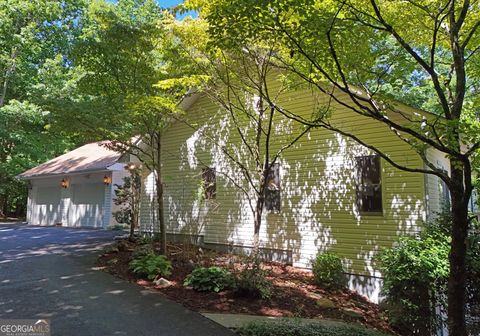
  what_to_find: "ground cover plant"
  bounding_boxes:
[183,266,234,292]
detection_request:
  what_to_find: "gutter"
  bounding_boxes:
[16,163,125,181]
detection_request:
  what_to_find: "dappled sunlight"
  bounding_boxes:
[138,88,432,303]
[106,290,125,295]
[348,274,383,303]
[0,226,179,332]
[0,241,114,262]
[185,125,208,170]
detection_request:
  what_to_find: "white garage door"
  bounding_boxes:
[70,184,105,227]
[34,186,62,225]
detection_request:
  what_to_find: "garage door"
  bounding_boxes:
[34,186,62,225]
[70,184,105,227]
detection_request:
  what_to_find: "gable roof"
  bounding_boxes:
[18,141,122,179]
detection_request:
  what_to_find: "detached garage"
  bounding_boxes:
[18,141,129,228]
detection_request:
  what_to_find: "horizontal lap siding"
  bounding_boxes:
[140,82,426,277]
[424,148,450,218]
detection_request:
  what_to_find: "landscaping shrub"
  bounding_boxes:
[378,208,480,335]
[108,223,129,231]
[236,320,390,336]
[183,266,234,292]
[138,235,155,245]
[235,260,272,299]
[129,254,172,280]
[378,233,449,335]
[131,243,155,259]
[311,252,347,290]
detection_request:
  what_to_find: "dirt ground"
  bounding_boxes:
[97,240,394,334]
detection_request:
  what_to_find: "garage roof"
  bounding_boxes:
[18,141,123,179]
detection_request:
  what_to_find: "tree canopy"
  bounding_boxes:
[0,0,85,216]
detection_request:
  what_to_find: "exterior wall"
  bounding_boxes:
[424,148,451,219]
[139,84,427,302]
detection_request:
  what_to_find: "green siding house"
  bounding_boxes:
[139,83,450,302]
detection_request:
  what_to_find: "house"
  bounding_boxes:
[18,141,129,228]
[138,76,459,302]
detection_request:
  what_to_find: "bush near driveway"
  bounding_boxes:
[236,320,391,336]
[235,260,272,299]
[184,266,235,292]
[129,254,172,280]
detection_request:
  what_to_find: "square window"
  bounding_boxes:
[202,167,216,200]
[355,155,382,213]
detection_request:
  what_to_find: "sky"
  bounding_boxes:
[160,0,183,7]
[158,0,197,19]
[107,0,197,19]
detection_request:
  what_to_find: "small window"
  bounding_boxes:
[265,163,281,212]
[356,155,382,213]
[202,167,216,200]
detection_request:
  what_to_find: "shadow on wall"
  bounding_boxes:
[139,94,426,303]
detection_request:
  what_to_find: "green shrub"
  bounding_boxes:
[131,243,155,259]
[235,261,272,299]
[378,208,480,335]
[311,252,347,290]
[139,235,155,245]
[378,233,449,335]
[237,320,390,336]
[183,266,234,292]
[108,223,129,231]
[129,254,172,280]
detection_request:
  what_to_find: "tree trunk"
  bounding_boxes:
[156,176,166,254]
[129,188,137,241]
[129,171,140,241]
[129,217,135,240]
[154,135,166,255]
[448,165,469,336]
[252,194,264,256]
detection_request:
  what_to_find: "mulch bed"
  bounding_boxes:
[96,239,394,334]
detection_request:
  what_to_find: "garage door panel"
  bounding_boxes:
[70,184,105,227]
[72,184,104,205]
[34,187,61,225]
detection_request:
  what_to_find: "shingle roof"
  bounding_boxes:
[18,141,122,179]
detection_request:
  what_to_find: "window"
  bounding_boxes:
[265,163,281,212]
[202,167,216,200]
[356,155,382,213]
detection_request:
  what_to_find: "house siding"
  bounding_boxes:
[424,148,451,218]
[140,82,428,296]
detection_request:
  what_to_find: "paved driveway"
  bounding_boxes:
[0,224,234,336]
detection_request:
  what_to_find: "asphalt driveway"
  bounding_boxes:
[0,224,234,336]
